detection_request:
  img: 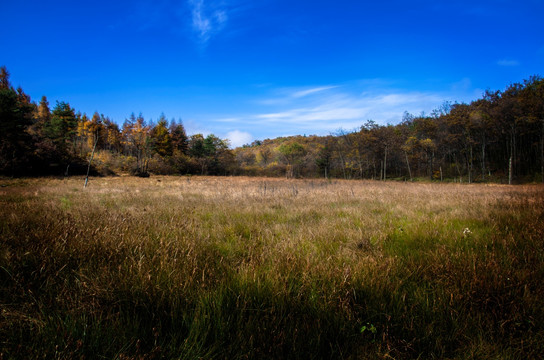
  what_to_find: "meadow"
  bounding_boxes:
[1,176,543,359]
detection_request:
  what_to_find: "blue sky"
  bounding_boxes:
[2,0,543,147]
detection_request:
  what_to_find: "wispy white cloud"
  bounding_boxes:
[187,79,480,141]
[216,117,243,123]
[189,0,228,44]
[255,85,340,105]
[291,86,339,98]
[497,59,520,67]
[254,90,445,131]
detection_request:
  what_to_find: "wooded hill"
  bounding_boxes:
[1,66,543,183]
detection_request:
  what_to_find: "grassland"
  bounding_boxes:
[1,176,543,359]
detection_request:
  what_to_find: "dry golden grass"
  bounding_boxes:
[1,176,543,359]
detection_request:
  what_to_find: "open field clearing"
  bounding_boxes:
[1,176,544,359]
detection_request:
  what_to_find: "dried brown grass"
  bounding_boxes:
[1,176,543,359]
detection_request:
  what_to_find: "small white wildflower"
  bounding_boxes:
[463,228,472,237]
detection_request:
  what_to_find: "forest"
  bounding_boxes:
[1,66,543,183]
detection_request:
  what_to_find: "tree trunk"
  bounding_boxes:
[357,154,363,179]
[510,123,516,181]
[429,151,434,180]
[509,156,513,185]
[286,164,293,179]
[338,152,347,179]
[383,145,387,181]
[469,145,473,184]
[137,148,142,173]
[404,151,412,181]
[481,134,486,180]
[453,153,462,183]
[84,134,99,188]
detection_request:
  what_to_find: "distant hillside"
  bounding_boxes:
[235,75,544,184]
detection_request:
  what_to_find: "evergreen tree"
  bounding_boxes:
[0,66,34,175]
[169,119,188,154]
[45,101,77,157]
[152,114,173,157]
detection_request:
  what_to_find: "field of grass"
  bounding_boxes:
[1,176,543,359]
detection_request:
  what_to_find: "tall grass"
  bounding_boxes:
[1,176,543,359]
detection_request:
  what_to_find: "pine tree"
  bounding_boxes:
[46,101,77,156]
[169,119,189,154]
[0,66,10,89]
[0,66,34,175]
[152,114,173,157]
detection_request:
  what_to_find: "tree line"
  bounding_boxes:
[236,77,544,183]
[0,66,235,177]
[1,66,543,183]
